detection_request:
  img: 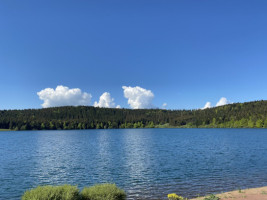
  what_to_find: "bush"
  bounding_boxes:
[81,183,126,200]
[204,194,220,200]
[22,185,80,200]
[167,193,184,200]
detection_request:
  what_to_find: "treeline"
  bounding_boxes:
[1,100,267,130]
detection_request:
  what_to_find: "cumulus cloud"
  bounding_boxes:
[216,97,231,107]
[162,103,167,109]
[122,86,154,109]
[94,92,120,108]
[37,85,92,108]
[202,97,231,109]
[202,102,212,109]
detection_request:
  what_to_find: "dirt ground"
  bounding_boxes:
[190,186,267,200]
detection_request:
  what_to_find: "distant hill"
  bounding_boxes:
[1,100,267,130]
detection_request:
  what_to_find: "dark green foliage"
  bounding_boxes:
[1,100,267,130]
[21,185,80,200]
[81,184,126,200]
[203,194,220,200]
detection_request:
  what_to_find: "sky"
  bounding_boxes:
[1,0,267,110]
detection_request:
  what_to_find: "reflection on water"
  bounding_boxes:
[122,129,154,199]
[92,131,114,183]
[33,131,79,185]
[1,129,267,200]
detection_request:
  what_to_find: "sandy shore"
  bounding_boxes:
[190,186,267,200]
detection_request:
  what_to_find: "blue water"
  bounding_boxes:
[1,129,267,199]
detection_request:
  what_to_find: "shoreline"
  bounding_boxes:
[190,186,267,200]
[1,127,267,132]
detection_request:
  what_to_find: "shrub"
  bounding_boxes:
[81,183,126,200]
[203,194,220,200]
[168,193,184,200]
[21,185,80,200]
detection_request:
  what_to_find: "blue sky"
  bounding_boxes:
[1,1,267,110]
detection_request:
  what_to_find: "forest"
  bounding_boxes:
[1,100,267,130]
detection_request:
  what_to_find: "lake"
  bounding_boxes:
[1,128,267,199]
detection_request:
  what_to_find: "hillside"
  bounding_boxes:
[1,100,267,130]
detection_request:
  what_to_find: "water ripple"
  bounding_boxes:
[0,129,267,199]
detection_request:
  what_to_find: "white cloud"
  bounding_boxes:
[37,85,92,108]
[216,97,231,107]
[162,103,167,109]
[202,102,212,109]
[122,86,154,109]
[94,92,120,108]
[202,97,231,109]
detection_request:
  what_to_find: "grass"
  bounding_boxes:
[81,183,126,200]
[203,194,220,200]
[22,183,126,200]
[22,185,80,200]
[0,129,11,131]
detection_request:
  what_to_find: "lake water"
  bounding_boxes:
[1,129,267,199]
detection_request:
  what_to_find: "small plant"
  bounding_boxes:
[238,187,245,193]
[167,193,184,200]
[81,183,126,200]
[22,185,80,200]
[203,194,220,200]
[238,188,242,193]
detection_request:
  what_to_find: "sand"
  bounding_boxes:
[190,186,267,200]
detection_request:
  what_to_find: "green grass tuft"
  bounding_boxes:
[21,185,80,200]
[203,194,220,200]
[81,183,126,200]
